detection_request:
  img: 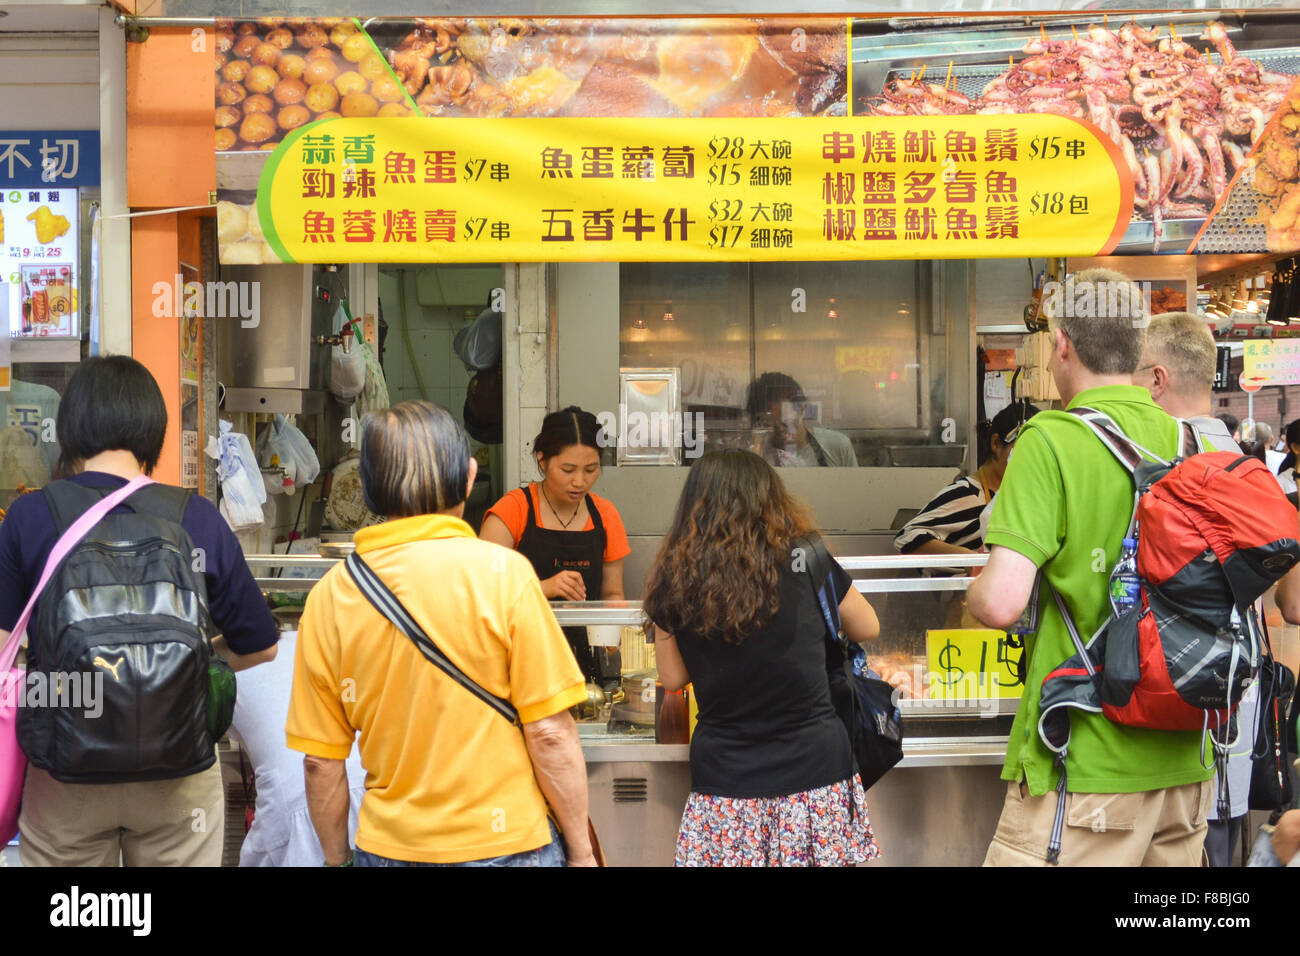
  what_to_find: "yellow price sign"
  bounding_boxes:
[925,628,1025,700]
[249,114,1131,264]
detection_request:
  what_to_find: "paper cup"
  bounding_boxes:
[587,625,623,647]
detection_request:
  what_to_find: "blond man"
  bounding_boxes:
[968,270,1213,866]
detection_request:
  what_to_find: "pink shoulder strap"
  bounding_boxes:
[0,474,155,672]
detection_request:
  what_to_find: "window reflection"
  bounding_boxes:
[619,260,966,467]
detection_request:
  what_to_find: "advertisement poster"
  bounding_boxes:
[215,15,1300,264]
[1,187,78,338]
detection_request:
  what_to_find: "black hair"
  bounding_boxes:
[56,355,168,475]
[1216,412,1239,438]
[1240,439,1269,464]
[360,400,470,517]
[745,372,805,417]
[976,400,1040,466]
[533,406,602,462]
[1279,419,1300,475]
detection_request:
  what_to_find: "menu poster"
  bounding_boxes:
[1,187,78,338]
[250,114,1129,264]
[1243,338,1300,388]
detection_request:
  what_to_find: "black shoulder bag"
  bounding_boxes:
[803,536,903,791]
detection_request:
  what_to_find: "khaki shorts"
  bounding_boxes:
[984,777,1213,867]
[18,758,225,867]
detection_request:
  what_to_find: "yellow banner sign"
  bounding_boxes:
[250,115,1132,264]
[925,628,1025,700]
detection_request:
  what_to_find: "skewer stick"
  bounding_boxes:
[1010,54,1015,70]
[1071,25,1080,42]
[945,60,953,91]
[917,63,927,83]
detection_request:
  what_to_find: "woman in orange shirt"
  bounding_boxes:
[481,406,630,679]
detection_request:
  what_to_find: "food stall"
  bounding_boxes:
[101,6,1300,865]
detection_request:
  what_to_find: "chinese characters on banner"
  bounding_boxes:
[1243,338,1300,388]
[0,132,98,190]
[245,115,1132,265]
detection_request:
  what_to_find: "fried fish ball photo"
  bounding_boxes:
[215,31,234,53]
[243,93,274,114]
[216,81,247,106]
[239,111,277,145]
[216,201,249,244]
[304,82,340,113]
[277,104,312,131]
[232,34,260,58]
[303,56,340,86]
[251,42,281,68]
[314,110,342,121]
[214,50,229,71]
[330,22,360,48]
[245,64,280,94]
[304,46,335,62]
[236,22,258,35]
[277,53,306,79]
[296,24,329,49]
[377,102,412,117]
[215,105,241,128]
[273,78,308,105]
[372,76,406,104]
[340,32,371,63]
[359,52,388,80]
[265,27,294,50]
[339,91,379,117]
[246,202,265,241]
[221,239,269,264]
[214,128,238,151]
[220,58,251,83]
[334,70,367,96]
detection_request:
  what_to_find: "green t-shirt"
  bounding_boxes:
[985,384,1214,797]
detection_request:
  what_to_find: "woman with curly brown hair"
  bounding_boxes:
[642,450,881,866]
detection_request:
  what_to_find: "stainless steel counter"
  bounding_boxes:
[254,551,1012,865]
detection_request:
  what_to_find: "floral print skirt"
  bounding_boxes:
[674,774,880,867]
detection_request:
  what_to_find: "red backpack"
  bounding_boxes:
[1035,409,1300,862]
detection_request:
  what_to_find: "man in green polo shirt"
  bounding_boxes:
[967,269,1213,867]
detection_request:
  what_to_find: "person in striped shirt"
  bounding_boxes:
[894,400,1040,559]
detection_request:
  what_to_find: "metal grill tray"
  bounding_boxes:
[1197,158,1273,254]
[858,49,1299,253]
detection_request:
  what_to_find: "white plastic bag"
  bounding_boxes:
[354,336,390,419]
[259,414,320,495]
[206,419,267,533]
[328,303,366,403]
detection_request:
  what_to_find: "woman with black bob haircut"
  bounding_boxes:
[0,355,278,867]
[55,353,169,476]
[481,406,631,682]
[643,450,882,866]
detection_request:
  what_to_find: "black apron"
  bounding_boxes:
[518,484,606,681]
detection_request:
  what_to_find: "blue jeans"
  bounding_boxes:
[354,821,566,867]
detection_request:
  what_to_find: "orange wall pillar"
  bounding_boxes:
[126,27,217,485]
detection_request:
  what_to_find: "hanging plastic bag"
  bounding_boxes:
[206,419,266,533]
[355,335,390,419]
[328,302,366,404]
[259,414,320,496]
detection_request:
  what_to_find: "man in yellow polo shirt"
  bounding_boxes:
[287,401,594,866]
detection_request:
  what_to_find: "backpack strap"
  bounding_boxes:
[1067,407,1174,474]
[1179,420,1201,460]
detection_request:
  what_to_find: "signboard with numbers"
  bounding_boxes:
[1,187,79,339]
[246,115,1129,264]
[1243,339,1300,388]
[926,628,1025,700]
